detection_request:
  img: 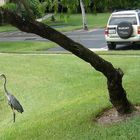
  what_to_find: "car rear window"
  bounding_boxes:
[109,16,137,25]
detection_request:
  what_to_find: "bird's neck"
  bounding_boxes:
[3,77,9,95]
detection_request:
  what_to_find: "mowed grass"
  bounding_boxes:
[0,25,17,32]
[0,13,110,32]
[0,42,56,53]
[45,13,110,32]
[0,53,140,140]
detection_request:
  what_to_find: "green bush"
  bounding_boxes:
[27,0,44,18]
[2,3,17,12]
[3,1,44,20]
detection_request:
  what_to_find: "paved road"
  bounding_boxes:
[50,29,107,52]
[0,28,108,51]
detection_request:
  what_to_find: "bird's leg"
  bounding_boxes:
[13,109,16,123]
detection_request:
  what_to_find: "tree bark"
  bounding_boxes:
[79,0,88,30]
[0,8,135,115]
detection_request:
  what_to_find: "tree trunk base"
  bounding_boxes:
[96,106,139,125]
[83,25,88,31]
[107,68,136,115]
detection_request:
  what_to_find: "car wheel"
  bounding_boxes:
[107,43,116,50]
[117,22,133,39]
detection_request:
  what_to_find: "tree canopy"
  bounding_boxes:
[42,0,140,13]
[2,0,140,15]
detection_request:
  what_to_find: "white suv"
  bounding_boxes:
[105,10,140,50]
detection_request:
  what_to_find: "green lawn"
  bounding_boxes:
[0,42,56,53]
[0,13,110,32]
[0,53,140,140]
[66,13,110,28]
[44,13,110,32]
[0,25,17,32]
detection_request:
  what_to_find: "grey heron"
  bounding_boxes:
[0,74,24,122]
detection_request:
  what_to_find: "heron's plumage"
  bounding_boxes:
[8,94,24,113]
[0,74,24,122]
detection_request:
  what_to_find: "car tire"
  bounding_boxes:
[117,22,133,39]
[107,43,116,50]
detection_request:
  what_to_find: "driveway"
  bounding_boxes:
[49,29,107,52]
[0,28,107,52]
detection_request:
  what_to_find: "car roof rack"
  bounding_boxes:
[113,9,140,13]
[135,9,140,12]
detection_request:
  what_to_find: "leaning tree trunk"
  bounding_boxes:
[79,0,88,30]
[0,8,135,115]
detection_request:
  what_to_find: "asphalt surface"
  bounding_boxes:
[57,29,107,51]
[0,28,108,52]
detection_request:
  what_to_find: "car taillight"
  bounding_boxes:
[105,27,108,35]
[138,26,140,34]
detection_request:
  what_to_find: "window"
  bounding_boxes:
[109,17,137,25]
